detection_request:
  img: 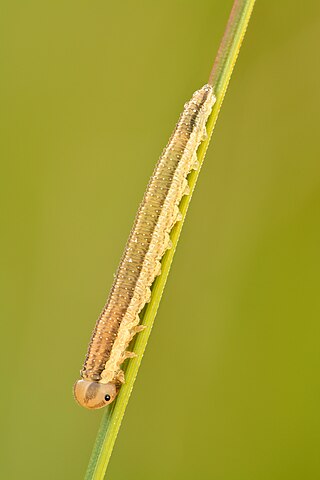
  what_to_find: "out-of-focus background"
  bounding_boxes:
[1,1,320,479]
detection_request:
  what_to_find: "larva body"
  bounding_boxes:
[74,84,215,409]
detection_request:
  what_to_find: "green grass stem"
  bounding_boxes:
[85,1,256,478]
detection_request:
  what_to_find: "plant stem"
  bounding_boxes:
[85,1,256,478]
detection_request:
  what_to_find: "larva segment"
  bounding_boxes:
[75,84,215,409]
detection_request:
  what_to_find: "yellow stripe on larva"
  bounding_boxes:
[74,84,216,409]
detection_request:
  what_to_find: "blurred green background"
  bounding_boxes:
[1,1,320,479]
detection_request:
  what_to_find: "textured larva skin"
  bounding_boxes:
[80,84,215,389]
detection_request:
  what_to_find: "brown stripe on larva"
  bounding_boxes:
[80,84,215,387]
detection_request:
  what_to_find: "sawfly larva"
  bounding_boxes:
[74,84,215,409]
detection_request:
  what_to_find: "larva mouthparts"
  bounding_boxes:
[75,84,216,409]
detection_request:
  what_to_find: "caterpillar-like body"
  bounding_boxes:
[74,84,215,409]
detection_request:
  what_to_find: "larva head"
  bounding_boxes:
[74,380,118,410]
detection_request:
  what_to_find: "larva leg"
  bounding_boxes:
[120,350,137,362]
[116,370,125,384]
[154,260,161,277]
[126,315,142,333]
[192,152,199,170]
[128,323,146,338]
[163,232,173,251]
[125,313,140,330]
[201,127,208,141]
[145,287,151,303]
[168,205,181,230]
[146,260,161,287]
[134,324,147,333]
[183,180,190,196]
[174,205,183,223]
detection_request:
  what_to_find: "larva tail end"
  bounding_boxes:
[73,380,118,410]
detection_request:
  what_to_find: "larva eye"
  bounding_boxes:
[74,380,117,410]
